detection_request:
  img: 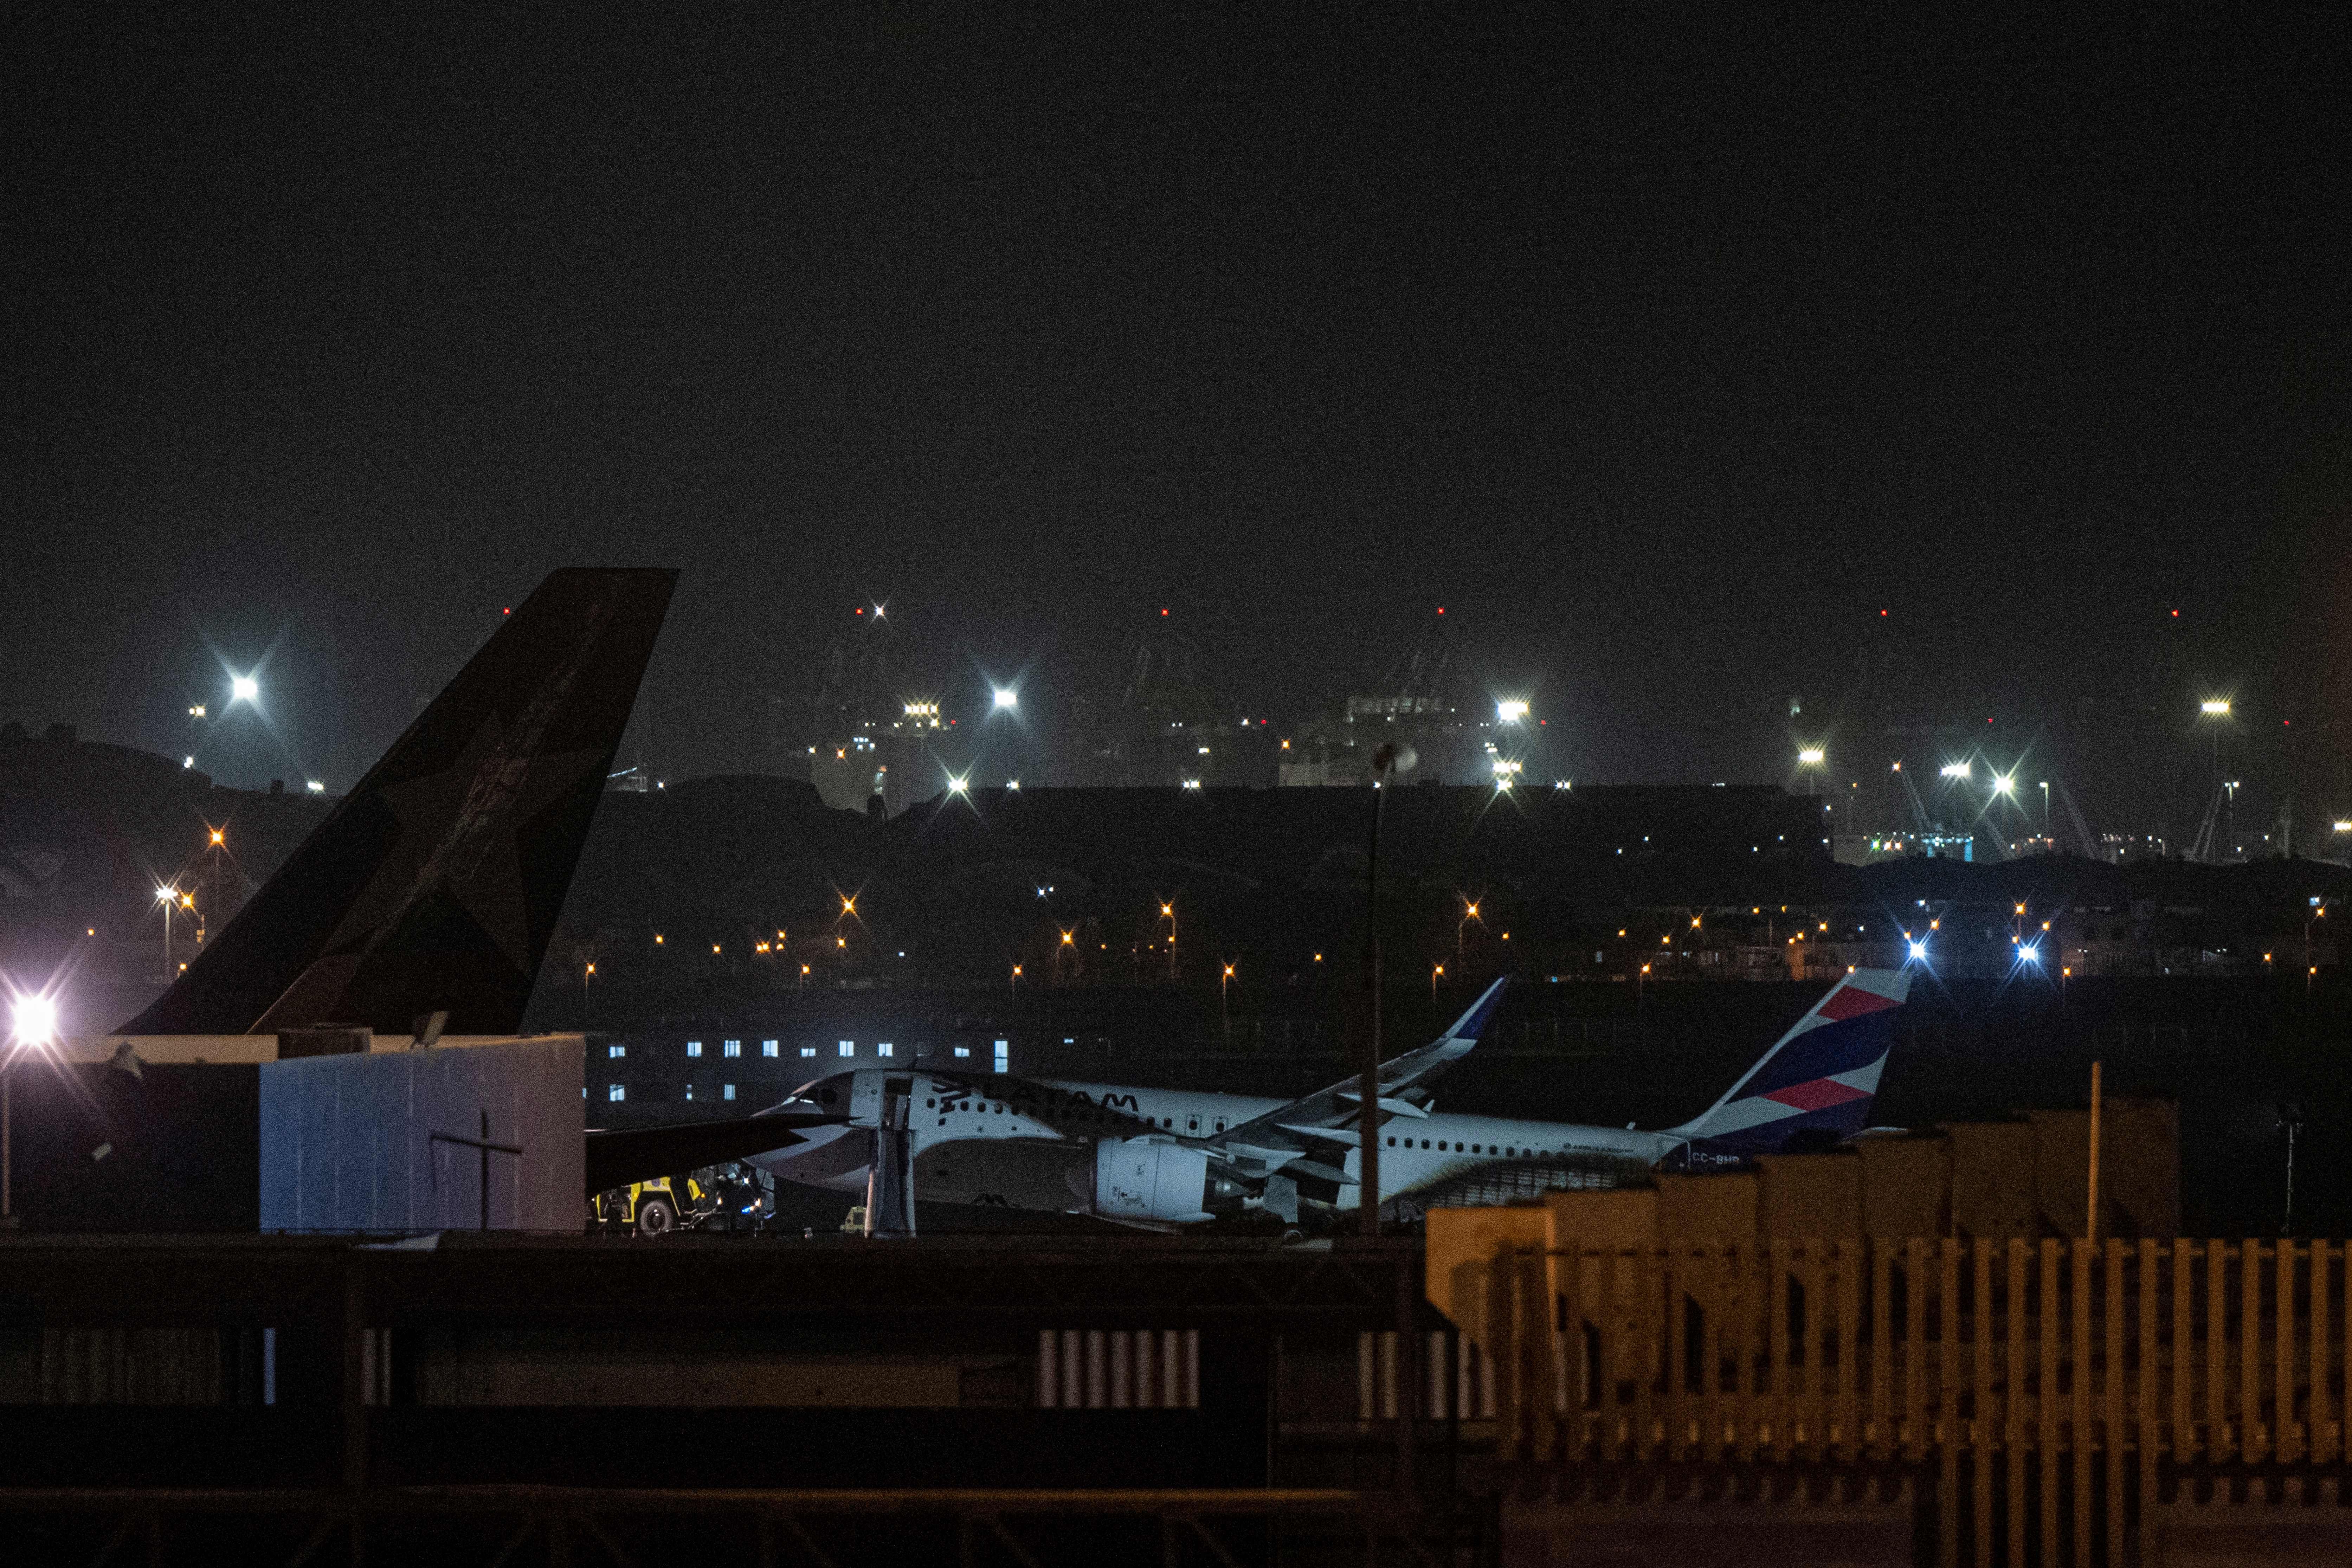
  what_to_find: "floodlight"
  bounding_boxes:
[992,688,1018,710]
[230,675,259,704]
[1496,700,1529,723]
[11,992,58,1045]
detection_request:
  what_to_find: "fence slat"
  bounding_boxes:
[2242,1239,2262,1462]
[1632,1246,1655,1462]
[2141,1238,2160,1549]
[1836,1240,1860,1460]
[1911,1238,1933,1466]
[2073,1238,2093,1568]
[2106,1241,2126,1568]
[1870,1241,1892,1461]
[1973,1239,1994,1568]
[2038,1240,2060,1568]
[2207,1238,2228,1461]
[2009,1239,2029,1568]
[1737,1241,1760,1464]
[1701,1243,1724,1463]
[1667,1246,1688,1460]
[2315,1240,2335,1463]
[1770,1239,1791,1463]
[2277,1238,2299,1463]
[1606,1246,1629,1461]
[1938,1239,1960,1568]
[1523,1246,1554,1461]
[1802,1244,1825,1458]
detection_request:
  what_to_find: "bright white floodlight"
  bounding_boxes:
[11,992,58,1046]
[2200,699,2231,716]
[2018,945,2041,964]
[1939,762,1971,780]
[1908,942,1928,962]
[1992,774,2016,796]
[1797,747,1825,766]
[946,774,969,794]
[230,675,259,704]
[1496,700,1529,723]
[992,688,1018,710]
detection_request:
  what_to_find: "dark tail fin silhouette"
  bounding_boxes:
[120,568,676,1035]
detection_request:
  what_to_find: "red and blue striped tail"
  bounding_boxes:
[1667,967,1909,1164]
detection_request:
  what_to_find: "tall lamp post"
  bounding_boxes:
[5,992,61,1228]
[155,886,180,981]
[1359,742,1411,1240]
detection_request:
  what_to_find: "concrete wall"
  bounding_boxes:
[259,1037,584,1233]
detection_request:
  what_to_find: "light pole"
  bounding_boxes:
[1221,962,1235,1039]
[1161,903,1177,982]
[1797,746,1825,796]
[1359,741,1410,1240]
[582,961,594,1029]
[6,991,61,1228]
[1457,899,1480,963]
[155,886,179,981]
[1431,962,1443,1000]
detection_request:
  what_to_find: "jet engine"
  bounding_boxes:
[1093,1138,1214,1223]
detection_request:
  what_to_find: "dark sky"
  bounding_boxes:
[7,6,2350,834]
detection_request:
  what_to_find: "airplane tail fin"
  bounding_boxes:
[119,568,676,1035]
[1666,967,1910,1161]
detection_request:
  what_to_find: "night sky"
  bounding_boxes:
[8,7,2349,831]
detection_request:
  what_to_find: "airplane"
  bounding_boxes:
[745,966,1912,1231]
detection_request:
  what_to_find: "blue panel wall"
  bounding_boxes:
[259,1038,584,1233]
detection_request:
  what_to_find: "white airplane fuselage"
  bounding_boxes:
[749,1072,1678,1212]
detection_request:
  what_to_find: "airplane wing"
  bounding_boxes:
[1205,977,1509,1207]
[583,1108,847,1195]
[1221,976,1508,1142]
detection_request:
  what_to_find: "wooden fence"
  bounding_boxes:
[1449,1238,2352,1567]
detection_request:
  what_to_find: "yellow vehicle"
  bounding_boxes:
[593,1172,717,1237]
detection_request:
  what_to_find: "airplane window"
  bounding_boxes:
[1187,1117,1199,1131]
[1386,1137,1396,1147]
[1213,1120,1225,1133]
[1507,1147,1517,1157]
[926,1099,935,1109]
[1421,1139,1431,1149]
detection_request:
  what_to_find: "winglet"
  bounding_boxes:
[1438,976,1510,1044]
